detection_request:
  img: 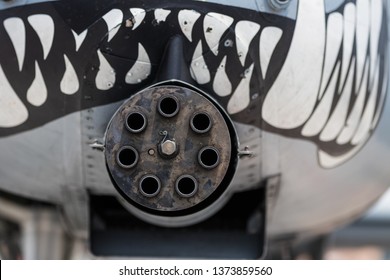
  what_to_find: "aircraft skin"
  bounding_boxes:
[0,0,389,257]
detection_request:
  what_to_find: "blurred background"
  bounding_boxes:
[324,188,390,260]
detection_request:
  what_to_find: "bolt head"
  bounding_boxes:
[160,140,177,156]
[268,0,291,10]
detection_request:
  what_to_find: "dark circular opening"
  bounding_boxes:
[176,175,198,198]
[116,146,138,168]
[158,96,179,117]
[191,112,212,133]
[198,147,220,169]
[125,112,147,133]
[139,175,161,197]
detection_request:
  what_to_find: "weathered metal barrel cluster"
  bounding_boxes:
[105,86,234,213]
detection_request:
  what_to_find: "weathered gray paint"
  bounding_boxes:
[0,0,57,10]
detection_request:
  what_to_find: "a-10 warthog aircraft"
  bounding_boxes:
[0,0,389,259]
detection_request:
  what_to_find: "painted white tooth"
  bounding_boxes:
[28,14,54,60]
[95,49,115,90]
[203,12,233,56]
[262,0,325,129]
[337,59,369,144]
[27,61,47,106]
[339,3,356,93]
[129,8,146,30]
[190,41,210,84]
[102,9,123,42]
[213,56,232,96]
[227,63,254,114]
[235,20,260,66]
[320,58,355,142]
[355,0,370,93]
[352,60,380,145]
[3,17,25,71]
[154,8,171,23]
[319,12,343,98]
[372,61,388,128]
[61,54,79,95]
[71,29,88,52]
[125,43,151,84]
[178,9,201,42]
[0,64,28,127]
[302,62,340,137]
[369,0,383,87]
[318,144,363,169]
[259,26,283,80]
